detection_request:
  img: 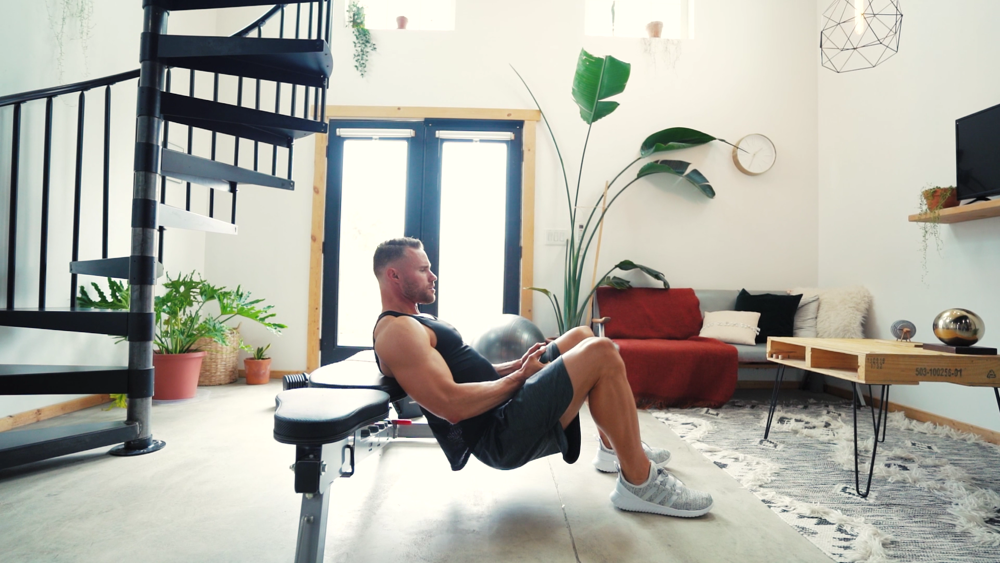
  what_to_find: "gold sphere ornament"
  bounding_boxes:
[932,309,985,347]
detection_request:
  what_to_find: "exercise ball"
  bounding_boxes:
[932,308,985,346]
[471,314,546,364]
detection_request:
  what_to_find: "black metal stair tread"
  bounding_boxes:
[160,92,326,148]
[156,36,331,88]
[158,203,239,235]
[157,0,314,10]
[0,365,130,395]
[0,421,140,471]
[0,364,128,376]
[160,149,293,191]
[70,256,165,280]
[0,309,129,336]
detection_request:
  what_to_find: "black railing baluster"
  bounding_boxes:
[70,92,86,307]
[186,69,194,211]
[160,70,171,264]
[235,77,243,168]
[254,26,261,172]
[291,4,300,121]
[316,0,324,42]
[288,145,294,180]
[304,3,313,119]
[39,98,53,309]
[210,73,219,218]
[7,103,21,310]
[274,6,284,176]
[102,86,111,259]
[325,0,332,43]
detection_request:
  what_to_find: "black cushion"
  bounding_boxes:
[273,388,389,445]
[734,289,802,344]
[309,359,408,403]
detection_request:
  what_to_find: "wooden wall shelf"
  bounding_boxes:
[909,198,1000,224]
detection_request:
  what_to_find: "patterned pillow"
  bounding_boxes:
[699,311,762,346]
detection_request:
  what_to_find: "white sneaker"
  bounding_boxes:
[611,464,714,518]
[592,437,671,473]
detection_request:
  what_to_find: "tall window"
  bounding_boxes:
[354,0,456,30]
[585,0,695,39]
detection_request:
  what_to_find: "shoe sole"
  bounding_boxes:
[610,489,713,518]
[593,454,671,474]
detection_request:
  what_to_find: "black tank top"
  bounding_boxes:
[373,311,500,470]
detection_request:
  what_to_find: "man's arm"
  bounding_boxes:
[493,342,546,376]
[375,317,541,424]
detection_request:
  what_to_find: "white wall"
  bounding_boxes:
[817,0,1000,432]
[0,4,215,418]
[209,0,821,370]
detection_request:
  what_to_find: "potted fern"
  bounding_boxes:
[78,272,285,401]
[242,343,272,385]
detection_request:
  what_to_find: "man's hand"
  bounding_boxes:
[517,342,547,369]
[508,345,546,386]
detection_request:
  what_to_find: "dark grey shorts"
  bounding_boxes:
[471,357,581,470]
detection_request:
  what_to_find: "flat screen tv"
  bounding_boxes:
[956,102,1000,201]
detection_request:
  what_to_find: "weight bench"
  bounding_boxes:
[273,352,434,563]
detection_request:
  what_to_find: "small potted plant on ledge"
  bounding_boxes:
[79,272,285,402]
[916,185,958,282]
[242,343,272,385]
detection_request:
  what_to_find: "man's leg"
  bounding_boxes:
[557,337,650,485]
[542,326,619,449]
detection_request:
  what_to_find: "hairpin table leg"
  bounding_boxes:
[764,365,786,440]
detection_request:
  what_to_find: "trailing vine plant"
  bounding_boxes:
[45,0,95,83]
[917,185,955,283]
[347,1,377,77]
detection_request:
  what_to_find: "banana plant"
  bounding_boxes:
[513,49,735,334]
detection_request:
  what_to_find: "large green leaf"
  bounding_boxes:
[614,260,670,289]
[637,160,716,199]
[572,49,631,124]
[640,127,717,157]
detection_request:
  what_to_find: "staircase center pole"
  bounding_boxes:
[116,0,169,455]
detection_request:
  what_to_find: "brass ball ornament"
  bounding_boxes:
[932,308,985,347]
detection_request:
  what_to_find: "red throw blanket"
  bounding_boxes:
[596,287,739,408]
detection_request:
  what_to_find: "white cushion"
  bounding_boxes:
[789,287,872,339]
[699,311,761,346]
[789,293,820,338]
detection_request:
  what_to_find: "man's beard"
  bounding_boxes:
[403,279,435,304]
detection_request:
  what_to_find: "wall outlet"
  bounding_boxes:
[545,229,570,246]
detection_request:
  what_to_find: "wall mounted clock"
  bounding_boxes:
[732,134,776,176]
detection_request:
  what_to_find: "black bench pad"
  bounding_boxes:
[274,388,389,445]
[309,360,407,403]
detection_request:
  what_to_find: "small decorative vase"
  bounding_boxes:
[922,188,958,211]
[933,308,985,346]
[396,15,408,30]
[244,358,272,385]
[153,351,206,400]
[646,21,663,38]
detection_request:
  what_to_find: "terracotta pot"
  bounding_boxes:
[244,358,272,385]
[923,188,958,211]
[396,15,408,30]
[153,351,206,400]
[646,20,663,38]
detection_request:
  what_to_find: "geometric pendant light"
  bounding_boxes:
[821,0,903,73]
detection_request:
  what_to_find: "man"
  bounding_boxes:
[371,237,713,518]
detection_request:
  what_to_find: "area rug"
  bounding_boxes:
[651,398,1000,563]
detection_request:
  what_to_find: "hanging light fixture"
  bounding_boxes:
[820,0,903,73]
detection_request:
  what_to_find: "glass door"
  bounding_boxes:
[322,119,522,364]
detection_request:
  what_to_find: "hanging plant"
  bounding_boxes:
[46,0,95,82]
[916,185,956,283]
[347,1,377,77]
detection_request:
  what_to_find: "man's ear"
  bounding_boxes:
[386,266,399,281]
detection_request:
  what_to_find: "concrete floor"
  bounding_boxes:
[0,382,831,563]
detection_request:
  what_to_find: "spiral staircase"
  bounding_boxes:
[0,0,333,470]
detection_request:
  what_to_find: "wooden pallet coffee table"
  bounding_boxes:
[763,337,1000,497]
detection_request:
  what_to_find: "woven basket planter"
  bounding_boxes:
[195,327,240,386]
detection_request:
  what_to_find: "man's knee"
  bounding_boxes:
[569,325,595,340]
[579,337,624,368]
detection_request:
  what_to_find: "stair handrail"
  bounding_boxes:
[0,4,291,109]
